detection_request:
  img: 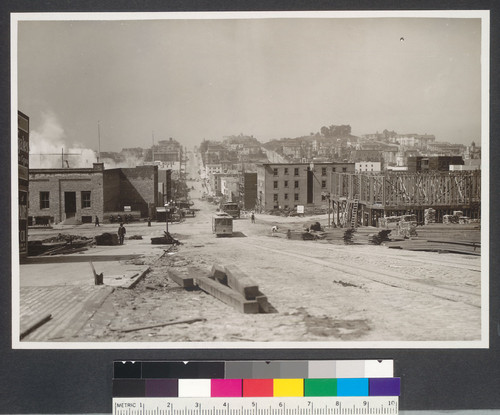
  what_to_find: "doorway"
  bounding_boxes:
[64,192,76,218]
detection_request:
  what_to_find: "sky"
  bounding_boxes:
[16,14,484,159]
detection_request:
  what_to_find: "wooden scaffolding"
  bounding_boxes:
[331,171,481,227]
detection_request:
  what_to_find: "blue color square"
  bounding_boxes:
[337,378,369,396]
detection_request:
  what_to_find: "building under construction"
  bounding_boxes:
[330,170,481,227]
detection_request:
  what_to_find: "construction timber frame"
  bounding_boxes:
[330,170,481,227]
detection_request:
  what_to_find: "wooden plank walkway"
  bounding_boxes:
[20,285,114,341]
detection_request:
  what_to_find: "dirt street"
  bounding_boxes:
[70,152,482,345]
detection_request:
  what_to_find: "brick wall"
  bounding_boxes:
[29,169,104,224]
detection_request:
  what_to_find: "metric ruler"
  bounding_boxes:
[113,397,399,415]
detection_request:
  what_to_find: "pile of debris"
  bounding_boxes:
[151,231,181,245]
[168,264,272,314]
[28,234,94,256]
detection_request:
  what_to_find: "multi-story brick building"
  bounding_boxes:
[28,164,158,224]
[256,162,355,211]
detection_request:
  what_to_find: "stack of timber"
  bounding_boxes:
[384,223,481,255]
[28,234,94,256]
[424,208,436,224]
[177,264,271,314]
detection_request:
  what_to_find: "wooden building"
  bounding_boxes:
[330,170,481,227]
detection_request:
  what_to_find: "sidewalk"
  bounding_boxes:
[18,238,168,342]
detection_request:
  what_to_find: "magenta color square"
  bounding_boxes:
[211,379,242,397]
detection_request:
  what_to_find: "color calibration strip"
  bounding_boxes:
[113,360,399,398]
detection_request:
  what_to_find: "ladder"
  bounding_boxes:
[350,199,359,228]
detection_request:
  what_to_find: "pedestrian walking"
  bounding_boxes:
[95,216,100,227]
[251,212,255,223]
[117,223,126,245]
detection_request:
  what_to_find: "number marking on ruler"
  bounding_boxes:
[113,397,398,415]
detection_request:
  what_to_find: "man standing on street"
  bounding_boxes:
[118,223,126,245]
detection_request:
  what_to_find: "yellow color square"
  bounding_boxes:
[273,379,304,397]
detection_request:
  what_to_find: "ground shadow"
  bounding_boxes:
[231,232,247,238]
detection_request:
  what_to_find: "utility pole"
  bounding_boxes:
[152,131,155,162]
[97,121,101,162]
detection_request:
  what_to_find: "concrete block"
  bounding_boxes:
[224,265,260,300]
[196,277,259,314]
[210,263,228,284]
[255,294,270,313]
[168,269,196,289]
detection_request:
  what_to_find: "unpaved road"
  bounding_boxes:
[73,152,482,345]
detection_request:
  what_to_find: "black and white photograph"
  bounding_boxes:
[12,11,488,348]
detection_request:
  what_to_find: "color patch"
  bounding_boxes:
[336,360,366,378]
[279,361,309,378]
[225,361,253,379]
[114,361,142,379]
[142,361,225,379]
[369,378,401,396]
[307,360,336,378]
[211,379,242,397]
[252,361,281,379]
[243,379,274,397]
[273,379,304,397]
[304,379,337,396]
[365,360,394,378]
[112,379,145,397]
[337,378,369,396]
[145,379,178,397]
[178,379,211,397]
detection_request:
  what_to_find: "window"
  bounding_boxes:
[284,193,289,200]
[284,168,289,175]
[332,167,336,172]
[273,168,278,176]
[284,180,289,188]
[81,191,91,208]
[273,181,278,189]
[40,192,49,209]
[294,167,299,176]
[294,181,299,188]
[342,167,347,172]
[273,194,278,202]
[321,194,326,201]
[322,167,327,176]
[294,193,299,201]
[284,205,289,209]
[322,180,326,188]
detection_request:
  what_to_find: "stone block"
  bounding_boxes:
[196,277,259,314]
[224,265,260,300]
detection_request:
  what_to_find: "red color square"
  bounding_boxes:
[243,379,274,397]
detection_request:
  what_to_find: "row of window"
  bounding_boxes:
[273,180,327,189]
[273,193,300,202]
[272,193,330,202]
[39,191,92,209]
[273,166,347,176]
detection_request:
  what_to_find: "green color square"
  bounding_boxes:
[304,379,337,396]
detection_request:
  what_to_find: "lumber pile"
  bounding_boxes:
[424,208,436,224]
[28,234,94,256]
[384,223,481,255]
[181,264,272,314]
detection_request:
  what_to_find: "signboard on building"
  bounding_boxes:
[124,206,131,212]
[297,205,304,214]
[18,111,29,257]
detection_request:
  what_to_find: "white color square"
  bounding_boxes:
[364,360,394,378]
[178,379,211,397]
